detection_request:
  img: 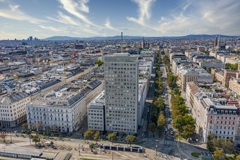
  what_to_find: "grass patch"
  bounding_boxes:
[178,135,182,140]
[191,152,201,158]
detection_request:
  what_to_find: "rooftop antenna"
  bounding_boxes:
[121,32,123,53]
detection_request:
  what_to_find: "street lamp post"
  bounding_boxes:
[155,140,158,156]
[79,143,80,156]
[156,143,158,156]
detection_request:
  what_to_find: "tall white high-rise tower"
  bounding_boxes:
[104,53,139,133]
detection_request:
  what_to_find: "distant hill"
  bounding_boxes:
[43,34,239,41]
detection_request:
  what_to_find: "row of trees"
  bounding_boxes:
[162,54,195,139]
[167,73,178,89]
[225,63,238,70]
[163,55,178,89]
[163,55,170,72]
[171,89,196,139]
[83,130,136,146]
[149,53,166,135]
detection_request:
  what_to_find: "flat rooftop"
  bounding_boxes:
[30,79,102,107]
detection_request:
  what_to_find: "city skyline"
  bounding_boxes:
[0,0,240,39]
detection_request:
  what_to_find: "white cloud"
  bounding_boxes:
[39,25,61,32]
[58,0,100,28]
[0,4,44,24]
[155,0,240,36]
[199,0,240,33]
[104,18,119,31]
[47,11,81,26]
[127,0,155,26]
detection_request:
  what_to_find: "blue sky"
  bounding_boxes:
[0,0,239,39]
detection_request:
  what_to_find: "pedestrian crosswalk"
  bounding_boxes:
[160,140,177,145]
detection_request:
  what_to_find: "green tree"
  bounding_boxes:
[125,135,136,147]
[182,124,195,139]
[207,134,217,141]
[172,115,184,132]
[148,123,156,135]
[32,135,40,144]
[223,140,234,154]
[173,88,181,96]
[213,148,224,159]
[236,155,240,160]
[207,134,216,152]
[84,129,95,140]
[153,97,165,112]
[93,131,100,143]
[89,143,94,152]
[157,113,166,129]
[22,123,28,130]
[167,73,178,89]
[207,140,215,152]
[225,63,238,70]
[151,109,158,124]
[0,134,7,143]
[178,104,188,116]
[95,60,104,66]
[106,133,117,144]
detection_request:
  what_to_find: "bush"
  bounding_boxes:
[191,152,201,158]
[225,154,235,160]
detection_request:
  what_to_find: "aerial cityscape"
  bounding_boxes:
[0,0,240,160]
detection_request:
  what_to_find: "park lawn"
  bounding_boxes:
[191,152,201,158]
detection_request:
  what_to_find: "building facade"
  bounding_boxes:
[26,80,103,133]
[104,53,139,133]
[87,91,105,131]
[0,92,31,128]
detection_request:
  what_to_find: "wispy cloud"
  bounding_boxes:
[199,0,240,32]
[0,4,44,24]
[58,0,100,28]
[156,0,240,35]
[104,18,119,31]
[127,0,155,26]
[39,25,61,32]
[47,11,81,26]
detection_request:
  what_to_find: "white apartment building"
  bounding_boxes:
[26,79,103,133]
[197,59,225,70]
[0,92,31,128]
[87,91,105,131]
[87,81,148,132]
[104,53,139,133]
